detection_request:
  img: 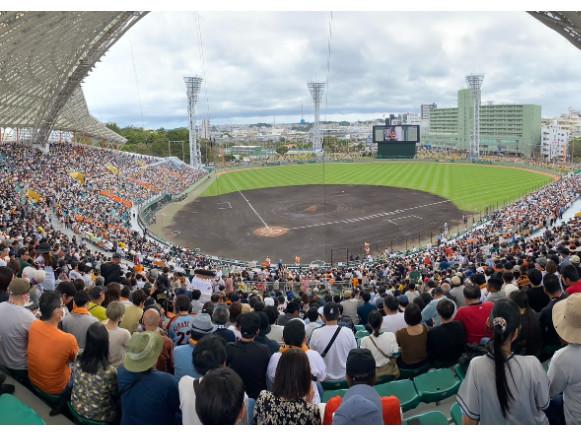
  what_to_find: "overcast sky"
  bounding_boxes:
[79,9,581,129]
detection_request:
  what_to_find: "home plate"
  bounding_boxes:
[253,226,288,237]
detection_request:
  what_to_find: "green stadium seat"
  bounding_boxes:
[374,379,421,412]
[376,375,396,385]
[30,383,62,407]
[321,388,348,403]
[402,411,449,425]
[67,402,108,425]
[454,363,466,381]
[450,402,462,425]
[413,368,461,403]
[355,330,370,339]
[321,379,350,391]
[0,394,45,425]
[398,361,432,379]
[354,325,366,332]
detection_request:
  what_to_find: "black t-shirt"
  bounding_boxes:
[213,328,236,343]
[226,340,271,399]
[526,285,550,313]
[426,321,466,364]
[539,293,568,347]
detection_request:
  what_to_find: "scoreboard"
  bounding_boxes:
[373,124,419,159]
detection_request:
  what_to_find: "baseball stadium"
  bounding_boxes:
[0,10,581,427]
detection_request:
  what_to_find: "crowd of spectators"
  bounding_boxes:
[2,143,581,424]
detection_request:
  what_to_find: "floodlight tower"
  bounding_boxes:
[307,82,326,154]
[184,76,203,169]
[465,74,484,160]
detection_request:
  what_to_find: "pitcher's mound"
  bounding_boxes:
[254,226,288,238]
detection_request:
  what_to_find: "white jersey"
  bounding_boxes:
[189,276,213,303]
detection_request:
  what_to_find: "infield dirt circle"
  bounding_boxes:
[154,184,468,264]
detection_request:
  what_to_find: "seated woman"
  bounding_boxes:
[104,301,131,368]
[457,299,550,424]
[71,323,119,423]
[253,348,321,425]
[395,303,429,369]
[360,310,400,378]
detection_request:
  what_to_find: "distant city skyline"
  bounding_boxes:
[80,10,581,129]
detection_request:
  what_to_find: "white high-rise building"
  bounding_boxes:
[201,119,211,140]
[420,103,437,120]
[541,120,570,161]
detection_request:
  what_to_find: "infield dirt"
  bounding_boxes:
[152,184,468,264]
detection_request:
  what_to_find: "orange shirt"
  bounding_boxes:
[323,395,402,425]
[28,320,79,394]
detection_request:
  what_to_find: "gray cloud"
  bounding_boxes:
[81,11,581,129]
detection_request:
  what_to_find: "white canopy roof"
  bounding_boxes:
[0,11,148,145]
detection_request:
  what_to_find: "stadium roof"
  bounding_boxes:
[528,12,581,51]
[0,11,148,145]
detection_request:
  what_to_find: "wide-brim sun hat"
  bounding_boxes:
[553,293,581,345]
[124,331,164,373]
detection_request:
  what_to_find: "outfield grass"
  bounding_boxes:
[199,162,554,213]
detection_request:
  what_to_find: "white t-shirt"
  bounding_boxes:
[266,350,327,404]
[360,332,399,367]
[548,344,581,424]
[381,313,407,334]
[309,325,356,381]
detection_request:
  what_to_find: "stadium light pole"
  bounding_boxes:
[466,74,484,161]
[307,82,326,155]
[184,76,203,169]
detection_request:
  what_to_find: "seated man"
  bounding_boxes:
[426,299,465,365]
[0,278,37,373]
[195,367,246,425]
[310,302,357,381]
[61,289,99,349]
[226,312,272,399]
[178,335,250,425]
[118,331,180,425]
[323,348,401,425]
[167,295,196,346]
[453,284,493,344]
[87,286,107,322]
[174,313,216,380]
[28,291,79,398]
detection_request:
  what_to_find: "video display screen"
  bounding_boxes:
[373,125,419,143]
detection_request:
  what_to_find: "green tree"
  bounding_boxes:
[275,145,289,156]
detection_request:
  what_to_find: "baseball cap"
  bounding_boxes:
[8,278,32,296]
[346,348,376,383]
[333,394,383,425]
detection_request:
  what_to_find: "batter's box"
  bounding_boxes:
[217,202,232,210]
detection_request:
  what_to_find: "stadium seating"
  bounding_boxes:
[321,388,348,403]
[29,383,62,408]
[373,379,421,412]
[354,325,366,332]
[355,330,370,339]
[321,379,350,391]
[0,394,45,425]
[67,402,108,425]
[453,363,466,381]
[398,361,432,379]
[413,368,461,403]
[450,402,462,425]
[402,411,450,425]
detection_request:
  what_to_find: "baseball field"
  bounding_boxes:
[152,162,556,263]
